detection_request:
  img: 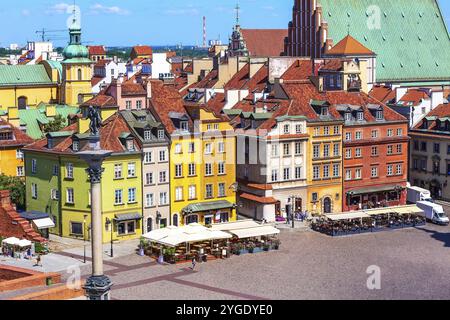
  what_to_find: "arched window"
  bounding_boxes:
[323,197,332,214]
[17,96,27,109]
[147,217,153,233]
[77,68,82,80]
[173,214,178,227]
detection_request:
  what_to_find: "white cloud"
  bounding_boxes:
[21,9,31,16]
[89,4,130,16]
[165,5,199,16]
[46,3,71,15]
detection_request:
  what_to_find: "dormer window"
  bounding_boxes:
[344,112,352,122]
[144,130,152,141]
[180,121,188,131]
[321,107,329,116]
[357,111,364,121]
[0,131,13,140]
[127,140,135,152]
[48,139,53,149]
[376,110,384,121]
[73,141,79,152]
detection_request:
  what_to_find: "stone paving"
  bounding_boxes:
[50,222,450,300]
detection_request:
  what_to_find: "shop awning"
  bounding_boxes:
[114,213,142,222]
[182,200,235,214]
[33,218,55,230]
[1,237,20,245]
[20,211,49,220]
[17,239,32,248]
[326,212,371,221]
[389,205,424,215]
[364,205,423,216]
[347,185,403,196]
[229,226,280,239]
[209,220,261,231]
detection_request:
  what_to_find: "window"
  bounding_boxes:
[205,184,213,198]
[159,171,167,183]
[397,128,403,136]
[114,164,122,179]
[283,124,290,134]
[218,183,226,197]
[371,147,378,156]
[186,215,199,225]
[158,130,165,140]
[218,142,225,153]
[355,168,362,180]
[397,144,403,154]
[70,222,83,236]
[313,145,320,159]
[312,193,319,202]
[295,167,302,179]
[396,164,403,175]
[371,130,379,138]
[180,121,188,131]
[128,188,137,203]
[188,142,195,153]
[118,221,135,235]
[205,143,212,154]
[323,126,330,136]
[31,159,37,174]
[345,112,352,122]
[357,111,364,121]
[159,192,168,205]
[333,126,340,135]
[144,130,152,141]
[333,143,340,157]
[387,165,393,176]
[387,145,393,155]
[52,165,59,176]
[271,170,279,182]
[321,107,329,116]
[295,142,303,155]
[271,144,279,157]
[16,166,24,177]
[175,187,183,201]
[345,132,352,141]
[207,124,212,131]
[323,144,330,158]
[296,124,303,134]
[66,188,74,204]
[126,101,132,110]
[218,162,225,175]
[333,164,340,177]
[188,163,196,176]
[144,152,153,164]
[136,100,142,110]
[159,150,167,162]
[345,148,352,159]
[387,129,394,137]
[283,168,291,181]
[313,166,320,180]
[51,189,59,200]
[205,163,213,176]
[115,190,123,205]
[77,68,82,80]
[128,163,136,177]
[434,143,440,154]
[188,185,196,200]
[283,143,290,156]
[127,140,135,152]
[371,167,378,178]
[355,148,362,158]
[314,127,320,137]
[175,164,183,178]
[145,193,154,207]
[16,149,23,159]
[323,165,330,178]
[31,183,38,199]
[376,110,384,120]
[145,172,153,185]
[66,163,74,179]
[421,142,427,152]
[355,131,362,140]
[345,170,352,181]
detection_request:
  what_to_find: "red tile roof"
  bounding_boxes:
[0,119,34,147]
[280,59,313,81]
[91,76,105,87]
[369,85,396,104]
[320,59,345,72]
[88,45,106,56]
[132,46,153,56]
[188,70,218,89]
[240,193,278,204]
[241,29,288,57]
[326,35,375,56]
[398,89,430,106]
[184,63,193,74]
[121,82,147,96]
[204,93,226,115]
[81,94,117,108]
[413,103,450,131]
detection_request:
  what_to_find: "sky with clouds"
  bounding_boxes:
[0,0,449,47]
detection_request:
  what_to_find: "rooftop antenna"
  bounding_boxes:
[203,16,207,48]
[235,2,241,26]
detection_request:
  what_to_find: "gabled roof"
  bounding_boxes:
[0,65,53,86]
[398,89,430,106]
[132,46,153,56]
[326,35,375,56]
[81,94,117,108]
[121,82,147,96]
[413,103,450,131]
[88,45,106,56]
[0,119,34,147]
[241,29,288,57]
[369,85,396,104]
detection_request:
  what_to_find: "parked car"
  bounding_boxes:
[407,186,434,204]
[416,201,449,226]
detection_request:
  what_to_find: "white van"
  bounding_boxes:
[407,186,433,204]
[416,201,449,225]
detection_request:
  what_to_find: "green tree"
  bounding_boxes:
[43,114,66,133]
[0,174,26,210]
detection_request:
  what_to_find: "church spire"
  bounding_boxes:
[235,3,240,27]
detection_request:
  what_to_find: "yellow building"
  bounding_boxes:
[0,119,34,177]
[306,105,344,214]
[61,25,94,105]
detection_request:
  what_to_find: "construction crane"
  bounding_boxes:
[35,29,67,42]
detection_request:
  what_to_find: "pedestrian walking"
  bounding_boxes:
[35,254,42,267]
[191,257,197,271]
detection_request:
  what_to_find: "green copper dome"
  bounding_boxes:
[62,27,92,64]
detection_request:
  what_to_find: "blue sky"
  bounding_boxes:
[0,0,449,47]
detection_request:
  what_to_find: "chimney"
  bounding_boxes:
[0,190,11,207]
[146,81,152,99]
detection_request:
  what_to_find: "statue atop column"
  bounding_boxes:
[88,106,102,137]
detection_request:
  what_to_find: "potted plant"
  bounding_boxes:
[138,237,147,256]
[164,247,176,264]
[247,242,255,254]
[271,239,281,250]
[263,243,270,252]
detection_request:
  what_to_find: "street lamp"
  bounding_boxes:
[83,214,88,263]
[105,218,113,258]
